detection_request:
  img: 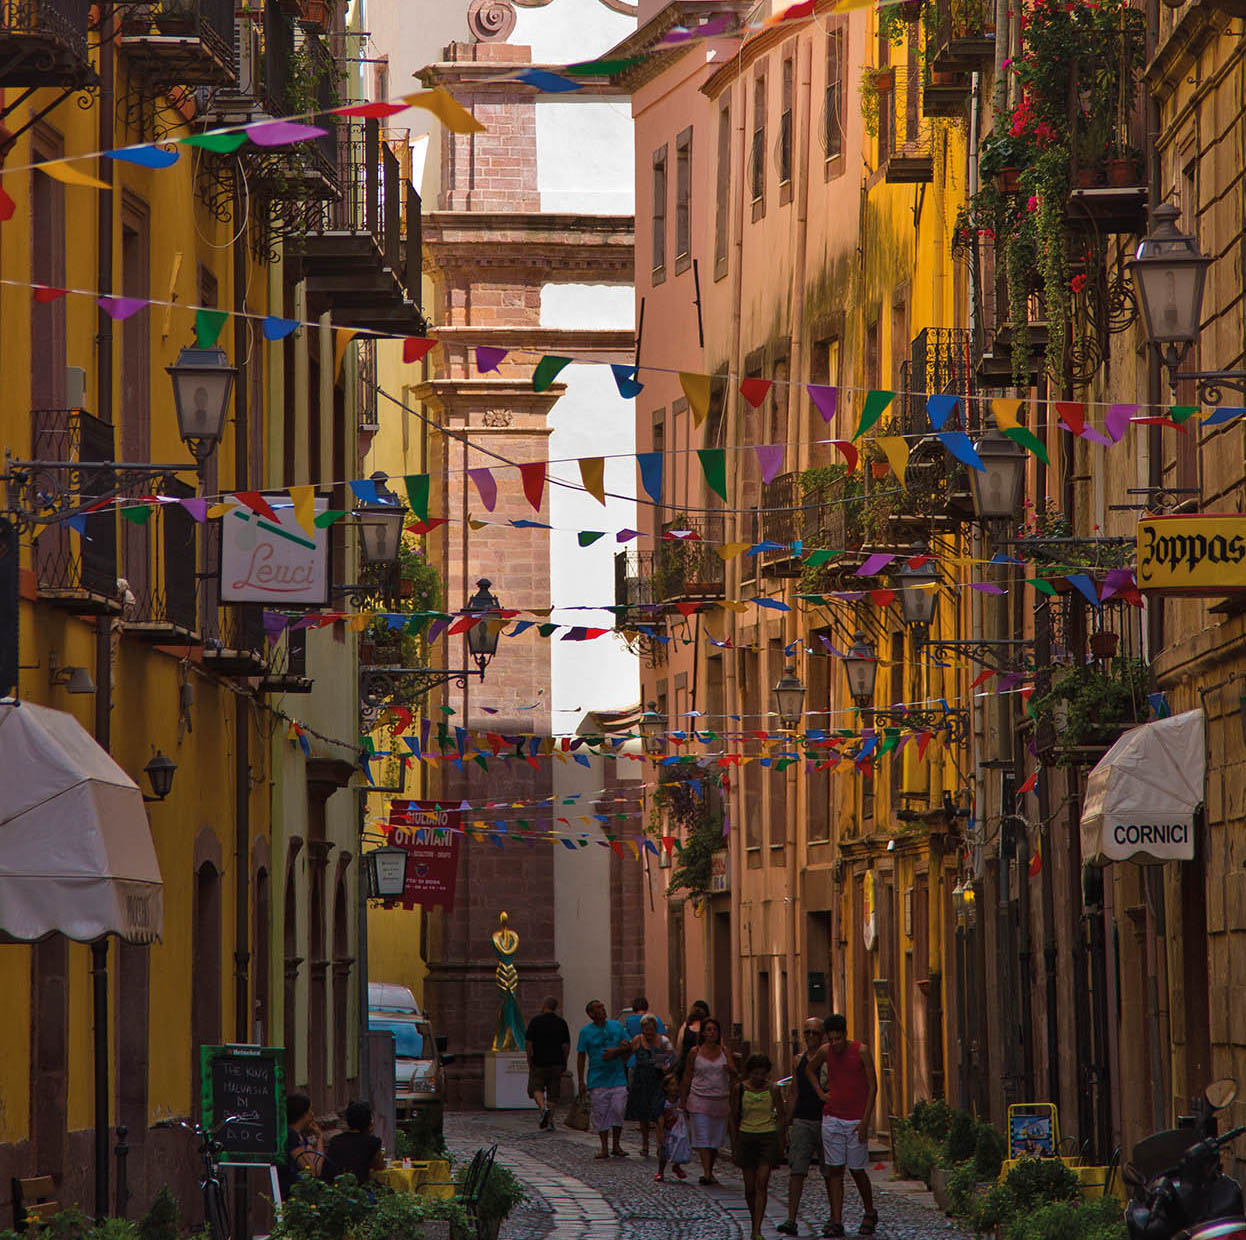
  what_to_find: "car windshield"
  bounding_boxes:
[371,1020,426,1059]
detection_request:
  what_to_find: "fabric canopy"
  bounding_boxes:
[0,702,163,942]
[1080,709,1205,866]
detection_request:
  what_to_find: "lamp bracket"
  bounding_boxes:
[360,666,483,727]
[1171,370,1246,407]
[922,638,1033,673]
[868,705,972,747]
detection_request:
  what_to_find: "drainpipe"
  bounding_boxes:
[93,1,115,1218]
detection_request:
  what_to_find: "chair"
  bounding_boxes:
[456,1145,497,1239]
[12,1176,60,1232]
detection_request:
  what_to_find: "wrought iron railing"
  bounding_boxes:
[801,472,866,552]
[928,0,995,72]
[0,0,92,74]
[126,480,198,636]
[614,548,656,622]
[899,327,977,436]
[656,515,725,600]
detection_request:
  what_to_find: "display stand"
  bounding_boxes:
[483,1050,529,1109]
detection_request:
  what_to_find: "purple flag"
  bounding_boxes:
[246,120,329,146]
[969,582,1006,595]
[808,385,838,423]
[98,296,148,321]
[819,634,847,658]
[756,443,785,484]
[1104,403,1137,443]
[855,552,896,576]
[469,467,497,511]
[476,346,507,373]
[262,611,289,642]
[180,497,209,522]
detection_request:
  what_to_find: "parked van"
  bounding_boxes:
[367,982,451,1131]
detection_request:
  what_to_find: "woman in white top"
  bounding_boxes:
[678,1017,737,1185]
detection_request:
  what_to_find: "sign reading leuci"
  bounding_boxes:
[220,494,331,606]
[1137,514,1246,595]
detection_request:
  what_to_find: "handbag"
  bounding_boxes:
[565,1090,591,1131]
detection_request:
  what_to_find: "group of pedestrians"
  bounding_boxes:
[525,995,879,1239]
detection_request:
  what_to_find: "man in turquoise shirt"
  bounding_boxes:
[576,998,630,1159]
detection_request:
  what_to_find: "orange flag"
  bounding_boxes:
[579,457,606,505]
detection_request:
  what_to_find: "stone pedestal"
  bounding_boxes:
[483,1050,530,1109]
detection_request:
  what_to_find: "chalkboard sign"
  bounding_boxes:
[199,1044,285,1164]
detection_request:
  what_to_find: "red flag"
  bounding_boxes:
[1029,837,1043,878]
[1018,769,1038,794]
[34,286,68,303]
[739,378,772,408]
[519,462,546,511]
[917,731,933,760]
[447,615,482,636]
[1056,402,1087,436]
[0,186,14,221]
[406,517,449,535]
[830,440,859,472]
[675,601,700,617]
[402,336,437,364]
[970,669,995,690]
[235,491,279,521]
[869,588,896,607]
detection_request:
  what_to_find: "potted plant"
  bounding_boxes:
[155,1,196,35]
[978,129,1031,193]
[1032,656,1151,759]
[459,1158,527,1240]
[1105,144,1141,186]
[1089,630,1119,659]
[298,0,333,32]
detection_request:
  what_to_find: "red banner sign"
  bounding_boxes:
[387,800,462,910]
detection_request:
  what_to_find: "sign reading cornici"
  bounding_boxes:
[1136,514,1246,595]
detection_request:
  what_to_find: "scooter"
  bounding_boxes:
[1125,1079,1246,1240]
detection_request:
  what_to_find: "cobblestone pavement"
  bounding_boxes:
[445,1111,973,1240]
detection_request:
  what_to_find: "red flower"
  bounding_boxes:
[1070,274,1087,293]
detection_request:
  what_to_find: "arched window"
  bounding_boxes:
[192,860,222,1093]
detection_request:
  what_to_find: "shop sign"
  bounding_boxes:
[388,800,463,909]
[1137,514,1246,595]
[709,848,729,893]
[220,494,330,606]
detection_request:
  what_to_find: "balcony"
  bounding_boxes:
[928,0,995,75]
[290,119,425,334]
[122,480,200,643]
[881,69,933,184]
[758,474,803,577]
[799,470,868,589]
[0,0,94,88]
[121,0,235,88]
[260,627,312,693]
[202,601,267,676]
[27,409,119,615]
[655,515,726,601]
[923,67,970,119]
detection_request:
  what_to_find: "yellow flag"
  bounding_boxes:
[39,162,110,189]
[579,457,606,505]
[289,484,316,536]
[468,518,488,530]
[715,541,752,561]
[206,502,236,519]
[401,88,485,134]
[991,398,1023,432]
[679,372,712,427]
[334,328,359,379]
[719,599,751,613]
[347,612,370,631]
[875,436,910,487]
[626,839,640,861]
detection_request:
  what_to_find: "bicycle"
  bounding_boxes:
[153,1116,235,1240]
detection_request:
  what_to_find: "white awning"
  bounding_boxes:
[0,702,163,942]
[1080,709,1205,866]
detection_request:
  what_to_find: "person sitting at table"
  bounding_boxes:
[323,1100,386,1186]
[279,1094,326,1196]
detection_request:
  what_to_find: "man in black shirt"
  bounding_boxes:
[324,1101,386,1186]
[778,1018,833,1235]
[525,995,571,1130]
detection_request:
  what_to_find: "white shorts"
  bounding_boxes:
[590,1085,628,1132]
[821,1115,868,1170]
[689,1111,727,1150]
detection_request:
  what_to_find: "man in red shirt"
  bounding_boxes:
[805,1013,878,1237]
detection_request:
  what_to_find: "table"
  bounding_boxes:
[373,1159,454,1201]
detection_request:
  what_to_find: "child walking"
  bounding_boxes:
[730,1054,787,1240]
[656,1073,690,1182]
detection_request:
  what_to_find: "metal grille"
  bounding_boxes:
[615,548,656,619]
[1,0,90,61]
[656,515,726,600]
[127,478,197,634]
[901,327,977,435]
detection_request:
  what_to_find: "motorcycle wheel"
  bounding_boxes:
[1186,1222,1246,1240]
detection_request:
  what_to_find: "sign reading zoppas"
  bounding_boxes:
[1136,514,1246,595]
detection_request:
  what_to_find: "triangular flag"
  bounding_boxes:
[579,457,606,505]
[679,372,712,426]
[333,100,409,119]
[756,444,784,484]
[740,377,771,408]
[182,130,249,153]
[476,346,507,373]
[532,355,572,392]
[469,468,497,512]
[334,328,359,378]
[262,315,299,340]
[403,337,437,364]
[637,452,663,504]
[829,441,859,472]
[235,491,279,521]
[33,287,68,303]
[926,394,959,429]
[991,398,1022,431]
[519,462,546,511]
[578,531,605,546]
[98,296,148,321]
[0,186,15,221]
[1105,403,1136,443]
[405,474,430,521]
[1003,425,1050,465]
[401,87,486,134]
[195,308,228,349]
[120,504,151,525]
[611,364,643,399]
[852,390,894,440]
[246,120,328,146]
[1055,401,1086,436]
[1018,770,1038,794]
[938,431,984,471]
[1029,836,1042,878]
[108,143,180,168]
[39,162,110,189]
[808,385,838,423]
[289,485,316,536]
[697,448,728,502]
[314,509,346,528]
[1168,404,1200,425]
[875,436,909,486]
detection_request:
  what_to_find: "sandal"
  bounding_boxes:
[673,1164,686,1179]
[654,1171,665,1182]
[698,1175,713,1185]
[612,1149,629,1157]
[776,1222,799,1236]
[594,1152,610,1160]
[858,1214,879,1236]
[821,1224,844,1238]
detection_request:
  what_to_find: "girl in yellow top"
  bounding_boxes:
[730,1053,787,1240]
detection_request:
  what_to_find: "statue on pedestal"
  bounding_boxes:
[491,911,526,1052]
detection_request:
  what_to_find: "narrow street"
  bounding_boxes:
[444,1113,971,1240]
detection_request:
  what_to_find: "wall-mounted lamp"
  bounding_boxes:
[142,750,178,802]
[49,653,95,694]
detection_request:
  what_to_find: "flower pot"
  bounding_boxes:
[998,166,1022,193]
[1073,166,1101,188]
[298,0,331,29]
[399,578,414,598]
[871,460,891,480]
[1105,156,1138,187]
[871,68,894,93]
[931,70,958,85]
[1089,630,1119,659]
[155,10,195,34]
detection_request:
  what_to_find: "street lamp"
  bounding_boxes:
[968,430,1027,523]
[772,666,806,730]
[639,700,667,755]
[843,631,878,709]
[465,578,501,675]
[895,544,940,632]
[354,473,405,567]
[1128,203,1212,392]
[167,346,236,465]
[142,750,177,802]
[364,843,410,900]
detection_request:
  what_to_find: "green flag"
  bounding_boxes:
[697,448,728,502]
[405,473,430,521]
[532,355,572,393]
[120,505,150,525]
[852,389,895,441]
[578,530,605,546]
[195,308,228,349]
[1003,425,1050,466]
[182,131,248,153]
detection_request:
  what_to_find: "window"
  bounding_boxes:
[675,126,692,272]
[652,409,666,527]
[877,31,893,166]
[824,26,844,164]
[808,336,840,466]
[375,58,388,103]
[779,56,794,190]
[751,71,766,211]
[714,102,730,277]
[652,145,667,279]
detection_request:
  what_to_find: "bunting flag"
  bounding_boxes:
[109,143,180,169]
[334,100,410,119]
[637,452,663,504]
[120,504,151,525]
[991,398,1023,432]
[679,371,712,426]
[519,461,546,511]
[852,389,894,440]
[1029,835,1042,878]
[875,436,910,486]
[403,336,437,364]
[829,440,859,472]
[697,448,728,502]
[247,120,328,146]
[1201,406,1246,428]
[1168,404,1200,424]
[532,354,572,392]
[235,491,279,522]
[579,457,606,505]
[469,467,498,512]
[183,130,249,153]
[740,377,772,408]
[513,68,582,92]
[34,286,68,303]
[98,296,147,321]
[1104,403,1136,443]
[334,328,359,378]
[0,187,15,221]
[808,385,838,423]
[195,308,228,349]
[756,443,784,484]
[938,431,985,470]
[1018,769,1038,794]
[926,394,959,429]
[401,87,487,133]
[262,315,299,341]
[289,485,317,536]
[1056,401,1086,435]
[610,363,643,399]
[476,346,507,373]
[40,162,110,189]
[405,474,430,522]
[1004,425,1050,465]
